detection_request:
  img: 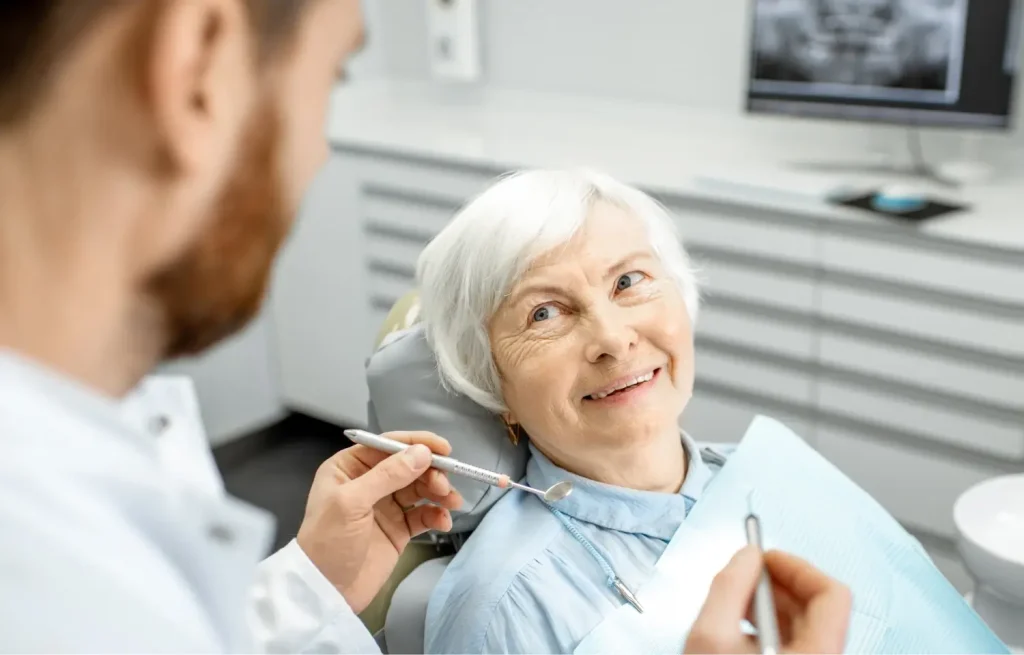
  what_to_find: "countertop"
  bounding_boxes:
[327,80,1024,254]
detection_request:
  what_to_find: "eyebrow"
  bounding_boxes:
[508,250,655,308]
[604,250,655,279]
[508,283,566,309]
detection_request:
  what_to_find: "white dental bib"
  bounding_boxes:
[574,416,1008,654]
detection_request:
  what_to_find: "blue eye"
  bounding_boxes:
[616,271,645,292]
[531,304,561,323]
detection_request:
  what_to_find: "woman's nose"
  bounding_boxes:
[584,307,639,363]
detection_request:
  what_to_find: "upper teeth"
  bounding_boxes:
[590,372,654,399]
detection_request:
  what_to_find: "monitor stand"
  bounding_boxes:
[788,157,961,188]
[787,129,983,189]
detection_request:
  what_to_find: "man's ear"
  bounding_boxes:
[147,0,256,175]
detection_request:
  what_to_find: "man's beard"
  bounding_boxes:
[145,103,291,360]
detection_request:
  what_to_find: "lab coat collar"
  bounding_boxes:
[525,431,714,540]
[0,349,159,460]
[0,350,225,499]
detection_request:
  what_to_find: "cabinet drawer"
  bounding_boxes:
[361,190,454,239]
[682,390,814,445]
[671,206,816,267]
[816,424,1011,541]
[822,232,1024,307]
[354,154,497,206]
[366,228,423,276]
[697,347,814,409]
[369,269,415,310]
[817,379,1024,460]
[820,329,1024,412]
[820,282,1024,360]
[697,305,815,363]
[698,256,816,314]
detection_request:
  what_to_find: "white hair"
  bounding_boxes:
[416,169,700,413]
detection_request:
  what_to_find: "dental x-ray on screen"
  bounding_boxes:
[746,0,1019,128]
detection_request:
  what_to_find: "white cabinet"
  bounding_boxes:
[270,156,375,424]
[671,203,818,267]
[681,206,820,436]
[820,229,1024,306]
[682,389,815,446]
[697,348,814,409]
[817,378,1024,460]
[696,255,816,315]
[697,305,814,362]
[362,188,450,311]
[819,280,1024,359]
[818,328,1024,412]
[815,424,1015,542]
[811,224,1024,559]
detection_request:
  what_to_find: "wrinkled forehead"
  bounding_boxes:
[515,201,656,285]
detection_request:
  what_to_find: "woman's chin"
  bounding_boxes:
[582,417,681,451]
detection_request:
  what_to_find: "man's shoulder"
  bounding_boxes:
[0,465,194,591]
[425,493,565,653]
[0,475,218,651]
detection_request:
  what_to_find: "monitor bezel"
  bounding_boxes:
[742,0,1019,132]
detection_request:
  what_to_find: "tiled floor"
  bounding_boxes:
[213,413,355,552]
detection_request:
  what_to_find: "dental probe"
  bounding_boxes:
[343,429,574,502]
[746,492,782,655]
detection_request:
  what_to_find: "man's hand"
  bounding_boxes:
[295,431,464,613]
[685,546,852,654]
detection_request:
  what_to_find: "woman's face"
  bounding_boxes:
[488,202,695,470]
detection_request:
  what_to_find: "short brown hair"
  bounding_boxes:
[0,0,310,125]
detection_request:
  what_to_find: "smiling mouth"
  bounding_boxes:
[584,368,660,401]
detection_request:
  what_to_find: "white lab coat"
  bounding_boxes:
[0,351,381,654]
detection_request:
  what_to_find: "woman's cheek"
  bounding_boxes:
[654,294,693,344]
[492,332,528,371]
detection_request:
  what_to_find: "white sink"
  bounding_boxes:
[954,474,1024,650]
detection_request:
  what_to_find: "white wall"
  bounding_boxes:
[356,0,1024,159]
[363,0,750,110]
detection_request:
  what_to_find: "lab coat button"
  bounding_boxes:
[149,414,171,435]
[207,524,235,545]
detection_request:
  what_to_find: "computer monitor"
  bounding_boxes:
[746,0,1019,130]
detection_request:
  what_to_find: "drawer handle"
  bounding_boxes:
[368,259,415,281]
[365,220,435,246]
[363,182,462,211]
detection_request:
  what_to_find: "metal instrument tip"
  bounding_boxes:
[612,578,644,614]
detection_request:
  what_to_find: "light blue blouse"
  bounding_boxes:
[424,434,734,654]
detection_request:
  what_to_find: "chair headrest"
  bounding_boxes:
[366,299,528,533]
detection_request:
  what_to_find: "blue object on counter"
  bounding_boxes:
[871,185,929,213]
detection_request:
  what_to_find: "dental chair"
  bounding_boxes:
[358,291,530,654]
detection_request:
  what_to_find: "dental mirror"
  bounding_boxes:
[344,429,574,503]
[507,479,574,503]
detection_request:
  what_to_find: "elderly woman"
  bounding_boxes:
[415,170,1003,654]
[413,168,711,653]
